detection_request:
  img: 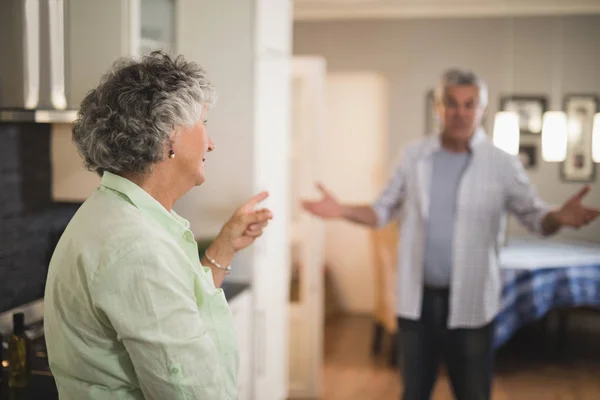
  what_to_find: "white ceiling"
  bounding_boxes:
[294,0,600,20]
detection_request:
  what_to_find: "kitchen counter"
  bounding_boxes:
[1,372,58,400]
[1,333,57,400]
[221,281,250,302]
[0,283,251,399]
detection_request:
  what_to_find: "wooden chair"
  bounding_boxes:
[370,222,399,366]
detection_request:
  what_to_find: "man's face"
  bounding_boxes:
[437,85,485,142]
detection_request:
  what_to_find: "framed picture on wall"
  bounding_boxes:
[500,95,548,135]
[425,89,441,136]
[560,94,598,182]
[518,144,537,169]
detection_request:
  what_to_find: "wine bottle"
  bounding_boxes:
[0,331,4,391]
[8,313,29,388]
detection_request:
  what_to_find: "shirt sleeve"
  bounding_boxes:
[91,243,228,399]
[504,154,553,234]
[372,153,409,227]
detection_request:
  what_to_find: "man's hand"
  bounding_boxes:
[301,182,379,227]
[555,185,599,229]
[301,183,343,219]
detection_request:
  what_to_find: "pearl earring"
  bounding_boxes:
[169,149,175,159]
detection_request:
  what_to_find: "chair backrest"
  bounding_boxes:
[370,222,399,333]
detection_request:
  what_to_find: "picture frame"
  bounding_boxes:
[425,89,441,136]
[500,95,548,135]
[518,144,537,169]
[560,94,598,182]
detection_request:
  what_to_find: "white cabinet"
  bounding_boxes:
[252,53,292,400]
[67,0,174,107]
[229,290,253,400]
[251,2,294,399]
[255,0,293,55]
[67,0,133,107]
[54,0,174,203]
[140,0,176,55]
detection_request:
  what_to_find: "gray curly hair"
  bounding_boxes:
[72,51,217,176]
[434,68,488,109]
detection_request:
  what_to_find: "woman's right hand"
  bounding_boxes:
[209,192,272,257]
[203,192,271,286]
[301,183,342,219]
[219,191,273,252]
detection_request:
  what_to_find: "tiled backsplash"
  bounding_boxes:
[0,123,81,315]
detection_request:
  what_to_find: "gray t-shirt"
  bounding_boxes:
[423,148,470,288]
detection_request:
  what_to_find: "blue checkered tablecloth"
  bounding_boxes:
[494,238,600,349]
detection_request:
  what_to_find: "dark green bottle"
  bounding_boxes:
[0,331,4,392]
[8,313,28,388]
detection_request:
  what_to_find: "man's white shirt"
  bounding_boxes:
[372,129,552,328]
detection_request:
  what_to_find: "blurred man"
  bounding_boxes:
[302,68,599,400]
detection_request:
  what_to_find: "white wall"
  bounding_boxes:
[294,15,600,245]
[51,123,100,202]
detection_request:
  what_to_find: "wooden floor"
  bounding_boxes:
[321,315,600,400]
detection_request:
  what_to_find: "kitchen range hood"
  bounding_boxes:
[0,0,77,123]
[0,109,78,123]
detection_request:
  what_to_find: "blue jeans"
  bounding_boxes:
[398,287,495,400]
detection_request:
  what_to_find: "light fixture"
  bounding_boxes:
[541,111,568,162]
[593,112,600,163]
[493,111,520,156]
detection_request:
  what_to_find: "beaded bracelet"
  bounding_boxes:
[204,251,232,274]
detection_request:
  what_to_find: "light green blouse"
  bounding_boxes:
[44,171,238,399]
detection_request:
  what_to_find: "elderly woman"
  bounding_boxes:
[43,52,270,399]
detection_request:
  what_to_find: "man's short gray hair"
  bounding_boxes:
[73,51,217,176]
[434,68,488,109]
